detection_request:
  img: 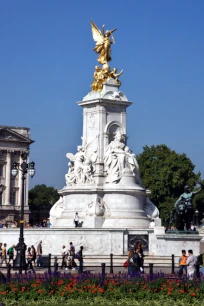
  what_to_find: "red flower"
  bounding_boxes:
[1,291,6,295]
[179,290,184,293]
[38,289,43,293]
[191,293,196,297]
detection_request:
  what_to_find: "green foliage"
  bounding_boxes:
[1,297,204,306]
[137,145,200,224]
[28,184,59,210]
[194,179,204,222]
[0,276,204,306]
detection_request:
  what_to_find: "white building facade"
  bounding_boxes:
[0,126,34,224]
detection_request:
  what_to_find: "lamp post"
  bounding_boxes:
[11,152,36,274]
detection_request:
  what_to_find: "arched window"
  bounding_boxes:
[108,124,121,144]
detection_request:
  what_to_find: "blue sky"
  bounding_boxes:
[1,0,204,189]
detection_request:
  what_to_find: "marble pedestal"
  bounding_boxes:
[0,227,201,256]
[53,182,151,229]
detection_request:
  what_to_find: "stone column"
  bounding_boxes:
[17,153,23,206]
[4,151,11,205]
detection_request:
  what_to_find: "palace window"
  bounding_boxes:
[10,191,16,205]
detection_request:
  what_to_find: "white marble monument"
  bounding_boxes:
[50,80,159,229]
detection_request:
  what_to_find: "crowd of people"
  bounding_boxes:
[61,242,84,273]
[0,241,43,273]
[125,242,144,275]
[125,245,202,280]
[0,219,51,229]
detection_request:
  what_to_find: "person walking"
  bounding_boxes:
[0,242,2,266]
[7,245,15,263]
[1,243,7,266]
[69,242,75,252]
[186,249,197,280]
[78,246,84,273]
[36,241,43,267]
[127,250,135,275]
[178,250,188,276]
[74,212,79,227]
[135,242,144,272]
[26,247,35,273]
[61,245,68,269]
[31,245,36,266]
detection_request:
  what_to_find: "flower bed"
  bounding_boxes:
[0,273,204,306]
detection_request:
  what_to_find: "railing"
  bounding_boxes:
[0,254,201,281]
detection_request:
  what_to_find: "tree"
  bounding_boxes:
[28,184,59,211]
[137,145,200,224]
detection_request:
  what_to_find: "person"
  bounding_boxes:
[70,242,75,252]
[199,253,204,275]
[135,242,144,272]
[71,248,77,270]
[61,245,68,269]
[190,223,196,231]
[132,247,141,273]
[74,213,79,227]
[67,249,73,270]
[149,219,156,227]
[178,250,188,276]
[7,245,15,263]
[36,241,43,267]
[127,250,135,275]
[78,246,84,273]
[26,247,35,273]
[186,249,197,280]
[31,245,36,266]
[1,243,7,266]
[47,218,51,228]
[0,242,2,266]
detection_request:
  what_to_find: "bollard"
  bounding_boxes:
[48,254,51,275]
[54,262,58,273]
[149,263,153,279]
[110,254,113,274]
[101,263,106,276]
[7,264,11,280]
[171,254,175,274]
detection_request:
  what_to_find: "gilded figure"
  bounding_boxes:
[91,20,117,66]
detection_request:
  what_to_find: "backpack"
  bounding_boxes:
[7,248,13,256]
[75,251,79,260]
[0,248,2,256]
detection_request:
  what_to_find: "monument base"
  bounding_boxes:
[0,227,202,256]
[149,227,202,256]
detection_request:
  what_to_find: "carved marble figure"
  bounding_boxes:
[104,131,141,184]
[66,135,99,185]
[50,197,65,226]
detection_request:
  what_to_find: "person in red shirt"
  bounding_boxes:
[179,250,188,276]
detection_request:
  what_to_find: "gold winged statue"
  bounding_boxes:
[91,21,123,92]
[91,20,117,66]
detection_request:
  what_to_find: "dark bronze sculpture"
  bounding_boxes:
[170,182,203,231]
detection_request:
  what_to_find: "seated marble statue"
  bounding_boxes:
[104,131,141,184]
[104,131,126,183]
